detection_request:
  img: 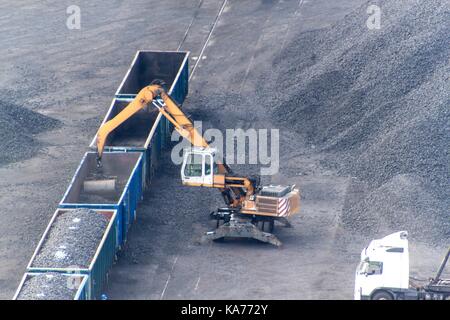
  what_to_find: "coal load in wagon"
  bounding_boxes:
[16,273,79,300]
[31,209,109,268]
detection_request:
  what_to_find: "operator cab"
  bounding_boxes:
[181,147,219,187]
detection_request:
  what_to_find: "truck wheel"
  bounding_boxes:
[372,291,393,300]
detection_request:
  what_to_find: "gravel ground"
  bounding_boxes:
[265,0,450,242]
[1,0,447,300]
[16,272,79,300]
[0,101,59,166]
[31,209,109,269]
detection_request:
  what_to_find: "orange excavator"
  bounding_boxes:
[96,80,300,246]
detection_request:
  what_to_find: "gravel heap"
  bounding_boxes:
[342,174,450,242]
[16,273,81,300]
[266,0,449,242]
[0,101,59,165]
[32,209,109,268]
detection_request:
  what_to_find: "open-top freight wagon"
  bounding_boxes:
[89,51,189,189]
[26,208,118,299]
[59,152,143,246]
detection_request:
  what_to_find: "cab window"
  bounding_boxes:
[367,261,383,275]
[358,260,383,275]
[357,261,368,275]
[205,155,219,175]
[184,154,203,177]
[205,155,212,175]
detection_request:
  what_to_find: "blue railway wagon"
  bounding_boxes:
[115,50,189,103]
[89,51,189,188]
[58,152,143,246]
[26,209,118,299]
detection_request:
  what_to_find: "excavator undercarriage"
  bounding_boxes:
[204,184,300,246]
[206,210,293,246]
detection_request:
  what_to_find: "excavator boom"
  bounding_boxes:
[97,83,207,160]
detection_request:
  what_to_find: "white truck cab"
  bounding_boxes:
[354,231,409,300]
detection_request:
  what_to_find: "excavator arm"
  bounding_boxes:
[97,82,207,160]
[96,81,255,207]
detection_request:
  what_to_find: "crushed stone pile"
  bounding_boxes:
[0,101,60,165]
[266,0,449,242]
[342,174,450,243]
[31,209,109,268]
[16,273,81,300]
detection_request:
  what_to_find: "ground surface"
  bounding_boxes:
[0,0,447,300]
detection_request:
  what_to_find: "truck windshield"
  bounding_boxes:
[358,260,383,275]
[357,261,368,274]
